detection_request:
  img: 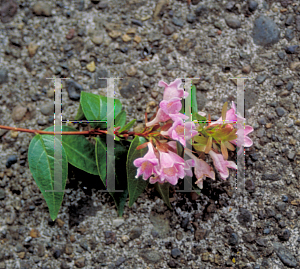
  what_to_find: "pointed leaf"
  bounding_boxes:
[154,182,172,209]
[75,103,86,121]
[224,141,236,151]
[204,136,212,154]
[193,135,208,145]
[221,102,228,123]
[193,144,206,152]
[114,110,127,129]
[80,92,122,129]
[176,140,184,158]
[44,126,98,175]
[126,136,149,207]
[119,119,136,133]
[191,85,198,121]
[221,140,228,160]
[28,134,68,221]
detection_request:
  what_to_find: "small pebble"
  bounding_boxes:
[133,35,141,43]
[225,15,241,29]
[86,61,96,72]
[6,155,18,168]
[32,2,52,16]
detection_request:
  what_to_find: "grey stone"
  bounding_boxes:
[186,13,196,23]
[252,16,280,46]
[286,81,294,91]
[129,226,142,240]
[256,128,265,138]
[94,69,108,88]
[273,242,298,268]
[140,251,162,263]
[228,233,239,245]
[237,208,252,227]
[66,80,83,101]
[171,248,181,259]
[287,152,295,160]
[0,189,5,200]
[172,17,184,27]
[163,24,175,35]
[248,0,258,12]
[115,257,126,266]
[160,55,170,67]
[285,14,294,26]
[275,107,286,117]
[296,15,300,31]
[119,78,140,99]
[149,212,170,238]
[6,155,18,168]
[256,74,267,84]
[195,5,208,17]
[225,15,241,29]
[285,45,298,54]
[40,102,54,116]
[258,117,266,125]
[278,229,291,241]
[0,69,8,84]
[276,202,287,212]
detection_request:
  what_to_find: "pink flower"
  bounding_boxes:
[184,159,195,177]
[208,150,237,180]
[166,141,195,177]
[185,149,215,189]
[146,79,188,127]
[161,114,198,147]
[159,97,182,115]
[209,101,244,126]
[229,123,254,155]
[149,141,186,185]
[146,107,171,127]
[133,142,160,181]
[159,79,188,101]
[208,101,254,155]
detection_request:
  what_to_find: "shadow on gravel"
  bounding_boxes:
[66,164,104,228]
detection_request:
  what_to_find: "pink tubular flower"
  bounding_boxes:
[161,114,198,147]
[185,149,215,189]
[159,78,188,101]
[133,142,160,181]
[208,101,254,155]
[165,141,195,177]
[159,97,182,115]
[208,150,237,180]
[230,123,254,155]
[146,79,188,127]
[157,147,185,185]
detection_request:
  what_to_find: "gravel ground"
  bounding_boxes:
[1,0,300,268]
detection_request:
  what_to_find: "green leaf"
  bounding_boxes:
[44,126,99,175]
[191,85,198,121]
[114,110,127,129]
[176,140,184,158]
[179,99,185,114]
[75,103,86,121]
[221,102,228,123]
[193,135,208,145]
[80,92,122,129]
[119,119,136,133]
[154,182,172,210]
[94,136,129,217]
[126,136,149,207]
[192,185,202,195]
[28,133,68,221]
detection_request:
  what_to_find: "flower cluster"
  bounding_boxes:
[134,79,254,189]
